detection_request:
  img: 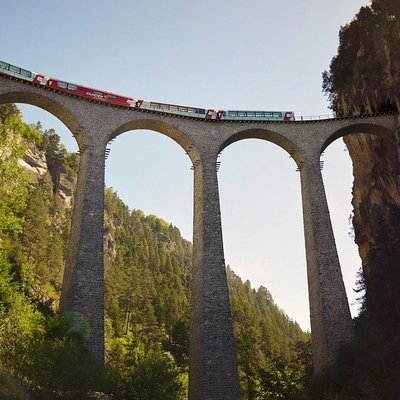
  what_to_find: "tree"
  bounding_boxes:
[108,335,185,400]
[0,107,30,248]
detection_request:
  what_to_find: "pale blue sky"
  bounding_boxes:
[1,0,370,330]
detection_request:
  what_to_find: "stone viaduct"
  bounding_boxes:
[0,74,398,400]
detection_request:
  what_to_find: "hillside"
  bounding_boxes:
[0,104,310,399]
[322,0,400,397]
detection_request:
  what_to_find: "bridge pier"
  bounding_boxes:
[189,154,241,400]
[60,139,106,360]
[300,156,354,373]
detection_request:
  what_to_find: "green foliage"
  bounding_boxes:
[104,187,192,345]
[18,174,67,308]
[258,360,305,400]
[0,104,19,123]
[108,334,185,400]
[322,1,400,115]
[24,337,107,399]
[227,267,310,399]
[39,128,78,185]
[0,306,109,400]
[0,252,19,308]
[0,108,31,245]
[0,253,45,397]
[0,105,104,399]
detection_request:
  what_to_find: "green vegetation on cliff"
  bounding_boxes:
[323,0,400,115]
[0,104,310,399]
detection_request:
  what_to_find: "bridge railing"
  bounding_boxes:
[298,114,335,121]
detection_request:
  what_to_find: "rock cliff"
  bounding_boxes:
[344,131,400,325]
[320,2,400,394]
[323,2,400,329]
[21,140,76,209]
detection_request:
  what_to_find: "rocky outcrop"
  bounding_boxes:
[320,4,400,393]
[20,143,47,179]
[57,172,75,208]
[21,141,76,209]
[344,131,400,325]
[323,1,400,329]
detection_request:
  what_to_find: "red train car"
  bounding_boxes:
[33,74,142,108]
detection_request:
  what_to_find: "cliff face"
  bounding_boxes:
[344,132,400,326]
[323,2,400,330]
[321,3,400,394]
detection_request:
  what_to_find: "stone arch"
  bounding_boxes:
[321,122,394,154]
[109,118,200,165]
[0,90,87,146]
[218,127,304,168]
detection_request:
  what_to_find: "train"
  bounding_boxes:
[0,60,295,121]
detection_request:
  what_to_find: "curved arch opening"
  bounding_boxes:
[321,122,393,154]
[218,138,309,396]
[110,118,200,165]
[103,128,193,366]
[219,138,307,327]
[0,90,87,146]
[219,127,304,166]
[105,129,193,237]
[17,103,79,152]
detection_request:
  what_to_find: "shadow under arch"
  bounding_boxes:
[109,118,200,164]
[0,90,87,146]
[321,123,395,154]
[219,127,304,167]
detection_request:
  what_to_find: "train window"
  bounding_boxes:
[20,69,32,78]
[92,91,103,96]
[0,61,10,70]
[107,94,117,99]
[67,83,77,90]
[247,112,255,117]
[57,81,68,89]
[9,65,20,73]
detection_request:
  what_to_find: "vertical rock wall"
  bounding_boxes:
[323,2,400,337]
[344,131,400,329]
